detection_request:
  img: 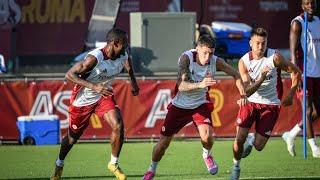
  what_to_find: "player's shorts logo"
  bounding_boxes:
[236,118,242,124]
[161,126,166,132]
[265,130,271,136]
[72,124,78,130]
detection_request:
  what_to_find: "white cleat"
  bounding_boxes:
[282,132,296,157]
[312,147,320,158]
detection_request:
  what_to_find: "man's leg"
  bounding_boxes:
[283,95,320,157]
[143,135,173,180]
[104,108,127,180]
[50,130,80,180]
[197,124,218,175]
[231,127,249,180]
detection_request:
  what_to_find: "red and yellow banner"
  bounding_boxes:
[0,79,318,140]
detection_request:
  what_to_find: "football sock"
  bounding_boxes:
[233,158,240,167]
[110,154,119,165]
[308,138,318,152]
[202,147,212,158]
[56,158,64,167]
[59,136,74,160]
[148,161,158,172]
[289,124,301,138]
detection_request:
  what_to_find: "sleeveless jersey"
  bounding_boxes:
[292,15,320,77]
[72,47,128,107]
[172,49,217,109]
[242,49,280,105]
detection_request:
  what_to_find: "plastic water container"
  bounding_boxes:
[17,115,60,145]
[211,21,252,58]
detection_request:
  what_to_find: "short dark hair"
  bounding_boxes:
[251,27,268,38]
[197,34,216,48]
[106,28,128,46]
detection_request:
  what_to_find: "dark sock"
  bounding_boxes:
[58,136,74,160]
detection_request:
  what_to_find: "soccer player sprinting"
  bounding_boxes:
[282,0,320,158]
[230,27,302,180]
[50,28,139,180]
[142,35,248,180]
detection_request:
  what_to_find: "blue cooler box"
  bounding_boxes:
[211,21,252,58]
[17,115,61,145]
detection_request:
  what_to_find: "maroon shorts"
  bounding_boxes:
[160,103,213,136]
[235,102,280,138]
[69,96,117,135]
[297,77,320,100]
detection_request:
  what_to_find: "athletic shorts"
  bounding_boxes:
[235,102,280,138]
[69,96,117,135]
[160,103,213,136]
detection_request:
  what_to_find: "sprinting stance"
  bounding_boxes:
[50,28,139,180]
[142,35,248,180]
[282,0,320,158]
[230,27,302,180]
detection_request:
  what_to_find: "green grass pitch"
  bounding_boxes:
[0,138,319,179]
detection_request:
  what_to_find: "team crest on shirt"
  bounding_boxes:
[72,124,78,130]
[161,126,166,132]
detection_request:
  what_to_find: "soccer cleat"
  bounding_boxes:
[108,163,127,180]
[142,171,155,180]
[282,131,296,157]
[312,147,320,158]
[50,165,63,180]
[230,164,240,180]
[203,155,218,175]
[241,133,254,158]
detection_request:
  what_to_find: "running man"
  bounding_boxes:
[230,27,302,180]
[142,34,248,180]
[50,28,139,180]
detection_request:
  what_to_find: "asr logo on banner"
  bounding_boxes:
[145,88,224,128]
[21,0,86,24]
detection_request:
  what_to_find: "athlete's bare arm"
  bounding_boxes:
[238,58,270,97]
[177,54,216,91]
[124,56,139,96]
[65,54,113,96]
[274,52,302,106]
[290,20,302,66]
[216,58,247,105]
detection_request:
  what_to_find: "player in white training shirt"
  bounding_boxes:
[142,35,248,180]
[50,28,139,180]
[230,27,301,180]
[282,0,320,158]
